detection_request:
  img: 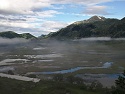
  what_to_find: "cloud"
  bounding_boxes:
[0,37,29,44]
[0,15,27,22]
[0,19,34,28]
[83,6,111,15]
[0,0,51,15]
[51,0,112,5]
[0,0,115,16]
[0,0,119,36]
[0,0,113,15]
[0,24,44,37]
[41,21,68,33]
[36,10,61,18]
[0,10,64,36]
[43,0,111,5]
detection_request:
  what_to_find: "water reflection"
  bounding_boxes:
[28,62,113,75]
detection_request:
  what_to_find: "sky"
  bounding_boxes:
[0,0,125,37]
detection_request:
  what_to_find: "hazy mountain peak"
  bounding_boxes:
[49,16,125,39]
[73,15,106,25]
[87,15,106,22]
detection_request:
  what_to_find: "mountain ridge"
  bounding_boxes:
[0,31,36,39]
[48,16,125,39]
[73,16,106,25]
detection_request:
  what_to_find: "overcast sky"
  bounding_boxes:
[0,0,125,36]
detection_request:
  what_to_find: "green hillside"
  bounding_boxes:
[0,31,36,39]
[20,33,36,39]
[48,16,125,39]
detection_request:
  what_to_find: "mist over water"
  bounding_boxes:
[0,37,29,44]
[0,38,125,76]
[80,37,112,41]
[78,37,125,41]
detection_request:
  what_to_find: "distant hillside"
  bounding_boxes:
[48,16,125,39]
[73,16,106,25]
[0,31,36,39]
[20,33,36,39]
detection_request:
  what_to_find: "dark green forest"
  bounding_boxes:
[0,70,125,94]
[49,16,125,39]
[0,31,36,39]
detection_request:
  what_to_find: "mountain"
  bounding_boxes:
[48,16,125,39]
[73,16,106,25]
[20,33,36,39]
[108,17,125,38]
[0,31,36,39]
[87,16,106,22]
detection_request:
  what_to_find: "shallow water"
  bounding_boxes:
[28,62,113,75]
[0,66,15,72]
[33,47,46,50]
[76,73,123,79]
[0,39,125,75]
[24,54,63,59]
[0,59,30,65]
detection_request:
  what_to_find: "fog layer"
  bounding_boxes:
[0,37,29,44]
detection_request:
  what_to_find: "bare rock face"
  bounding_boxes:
[87,15,106,22]
[73,15,106,25]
